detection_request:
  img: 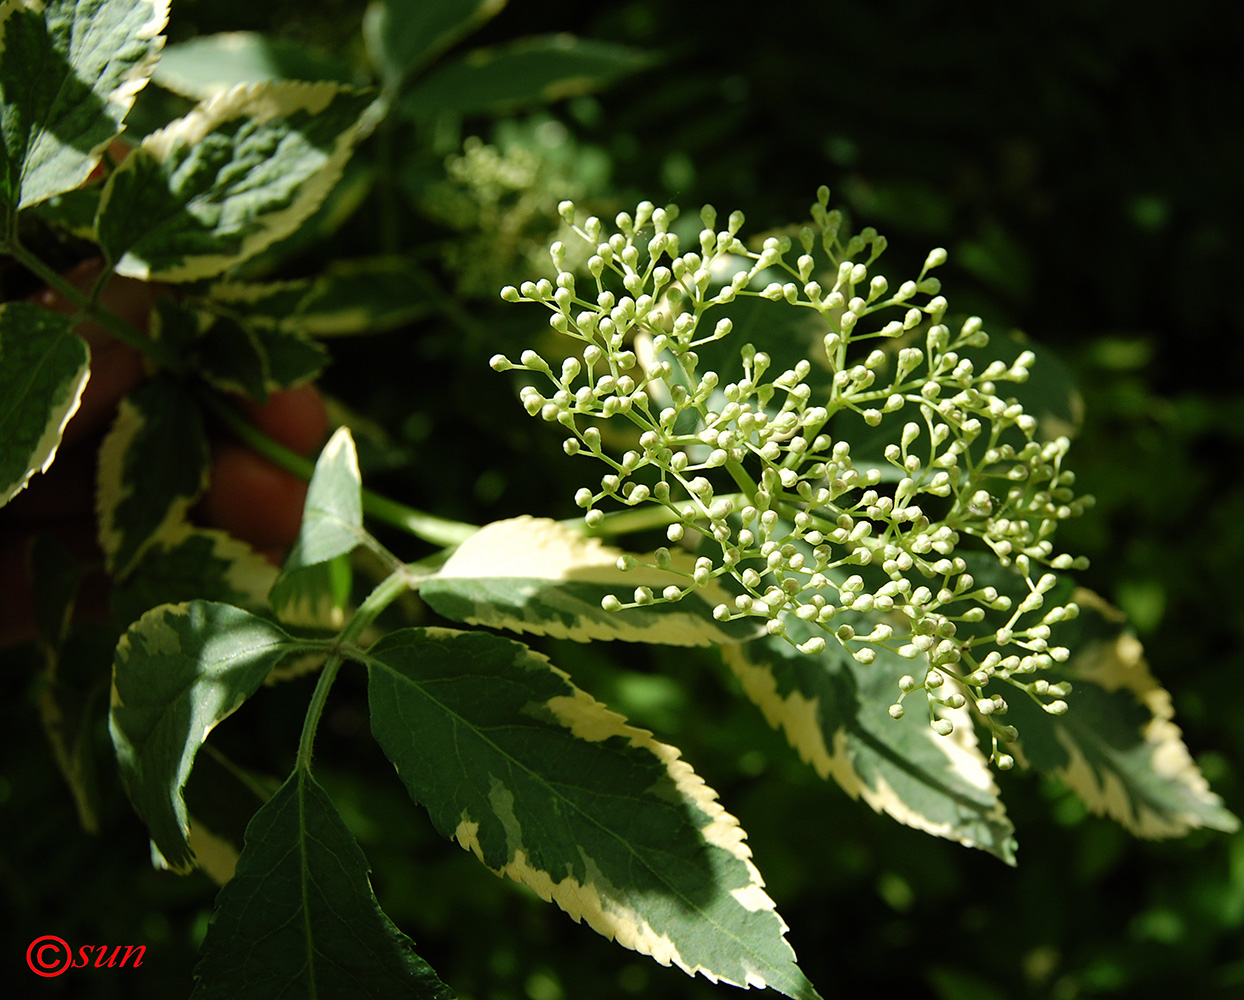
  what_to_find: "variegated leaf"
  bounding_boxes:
[96,375,210,578]
[1006,589,1239,838]
[96,80,375,281]
[0,303,89,507]
[109,601,304,871]
[110,520,279,628]
[723,615,1016,862]
[0,0,167,209]
[196,314,328,400]
[421,516,762,646]
[364,627,820,999]
[205,256,433,337]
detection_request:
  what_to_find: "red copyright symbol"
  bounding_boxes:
[27,935,72,977]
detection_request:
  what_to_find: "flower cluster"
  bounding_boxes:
[421,121,607,297]
[494,188,1093,763]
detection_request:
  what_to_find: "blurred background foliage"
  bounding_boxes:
[4,0,1243,998]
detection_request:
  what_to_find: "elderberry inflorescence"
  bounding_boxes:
[495,188,1093,764]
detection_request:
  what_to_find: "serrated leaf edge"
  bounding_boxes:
[432,515,756,647]
[0,308,89,506]
[425,628,798,993]
[104,79,375,281]
[96,393,208,577]
[1034,593,1239,837]
[722,643,1011,855]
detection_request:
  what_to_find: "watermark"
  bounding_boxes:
[26,936,146,978]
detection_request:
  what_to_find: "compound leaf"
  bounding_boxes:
[191,766,452,1000]
[96,80,375,281]
[0,0,167,210]
[96,375,210,578]
[421,516,762,646]
[723,616,1017,862]
[400,34,653,119]
[109,601,302,871]
[0,302,88,507]
[1006,590,1239,838]
[365,627,819,999]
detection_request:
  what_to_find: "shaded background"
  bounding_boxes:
[4,0,1243,997]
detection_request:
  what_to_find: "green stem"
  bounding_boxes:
[4,241,180,369]
[724,459,761,497]
[295,653,343,771]
[296,568,414,769]
[198,391,478,548]
[569,496,740,538]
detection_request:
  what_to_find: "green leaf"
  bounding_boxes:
[399,35,653,119]
[365,627,820,999]
[153,30,353,100]
[96,375,210,578]
[723,616,1017,862]
[29,179,104,238]
[363,0,507,89]
[109,601,300,871]
[1005,589,1239,838]
[196,314,328,400]
[195,314,266,398]
[110,521,279,629]
[252,323,328,389]
[0,302,89,507]
[96,80,376,281]
[421,516,763,646]
[192,767,452,1000]
[270,427,363,628]
[0,0,168,210]
[206,256,434,337]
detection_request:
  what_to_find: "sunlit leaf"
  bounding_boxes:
[97,80,376,281]
[269,427,363,628]
[0,0,167,209]
[421,516,763,646]
[365,627,820,999]
[192,767,452,1000]
[723,616,1017,862]
[0,303,89,507]
[1006,589,1239,838]
[154,30,352,99]
[109,601,302,870]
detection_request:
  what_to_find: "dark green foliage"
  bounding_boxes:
[2,1,1241,999]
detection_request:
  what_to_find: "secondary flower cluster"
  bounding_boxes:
[494,188,1092,762]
